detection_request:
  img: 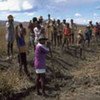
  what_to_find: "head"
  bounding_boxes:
[96,22,99,26]
[33,17,37,23]
[38,34,48,44]
[89,21,92,25]
[19,23,23,28]
[7,15,14,22]
[71,19,73,23]
[57,19,60,24]
[63,19,66,24]
[38,16,43,24]
[48,14,50,19]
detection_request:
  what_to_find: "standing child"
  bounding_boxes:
[16,23,30,76]
[76,30,84,57]
[34,34,50,95]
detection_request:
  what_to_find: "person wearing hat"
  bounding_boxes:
[34,34,50,95]
[6,15,15,60]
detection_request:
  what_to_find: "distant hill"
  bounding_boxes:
[0,20,29,27]
[0,20,85,29]
[0,20,6,26]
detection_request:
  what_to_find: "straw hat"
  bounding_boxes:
[38,34,48,41]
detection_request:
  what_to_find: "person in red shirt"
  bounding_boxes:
[62,23,71,49]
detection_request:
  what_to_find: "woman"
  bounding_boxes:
[34,34,50,95]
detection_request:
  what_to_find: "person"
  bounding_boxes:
[28,17,37,49]
[34,34,50,95]
[34,21,41,49]
[62,23,71,49]
[76,30,84,57]
[38,16,44,28]
[70,19,77,44]
[28,20,34,47]
[6,15,15,60]
[94,22,100,43]
[62,19,66,27]
[46,17,53,43]
[89,21,94,39]
[52,20,57,46]
[56,19,63,46]
[84,25,92,47]
[16,23,30,76]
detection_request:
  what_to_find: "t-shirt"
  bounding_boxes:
[64,27,71,36]
[34,27,41,43]
[17,28,26,47]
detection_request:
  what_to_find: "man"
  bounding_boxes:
[62,23,71,49]
[70,19,77,44]
[89,21,94,38]
[6,15,15,60]
[84,25,92,47]
[52,20,57,46]
[28,17,37,49]
[56,19,63,46]
[46,15,53,43]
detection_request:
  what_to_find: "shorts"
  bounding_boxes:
[36,69,46,74]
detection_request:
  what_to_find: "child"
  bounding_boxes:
[16,23,29,76]
[34,34,50,95]
[76,30,84,57]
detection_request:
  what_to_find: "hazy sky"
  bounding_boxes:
[0,0,100,24]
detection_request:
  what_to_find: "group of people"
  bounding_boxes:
[5,14,100,95]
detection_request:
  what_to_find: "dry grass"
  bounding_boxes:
[0,25,29,57]
[0,26,6,56]
[0,24,32,97]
